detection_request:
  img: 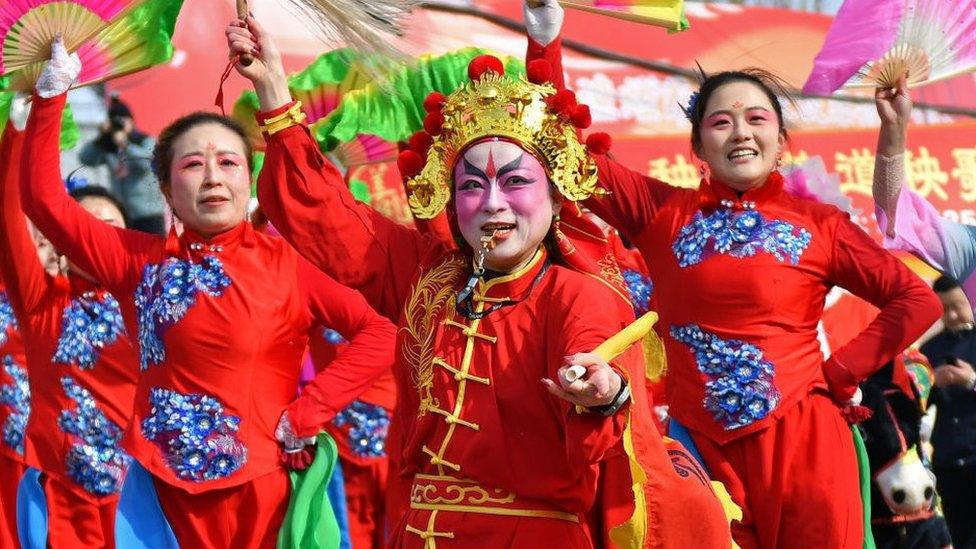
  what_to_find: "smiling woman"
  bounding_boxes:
[16,38,398,549]
[525,1,942,547]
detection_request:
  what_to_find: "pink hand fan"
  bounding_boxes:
[0,0,142,74]
[804,0,976,94]
[4,0,182,91]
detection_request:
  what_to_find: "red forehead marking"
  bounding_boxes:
[485,149,497,179]
[205,142,217,152]
[731,101,744,109]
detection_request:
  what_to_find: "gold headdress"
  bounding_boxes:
[398,55,611,219]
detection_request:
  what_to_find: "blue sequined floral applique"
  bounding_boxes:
[623,269,653,316]
[333,400,389,458]
[58,377,131,496]
[670,324,780,430]
[134,256,231,369]
[322,328,346,345]
[0,291,16,347]
[141,387,246,482]
[0,356,29,455]
[672,209,812,268]
[52,293,126,370]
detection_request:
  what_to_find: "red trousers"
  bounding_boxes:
[0,453,24,549]
[41,474,119,549]
[153,469,289,549]
[342,456,389,549]
[691,392,863,549]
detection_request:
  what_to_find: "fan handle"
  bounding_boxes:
[237,0,254,66]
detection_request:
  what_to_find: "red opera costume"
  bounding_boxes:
[20,92,397,548]
[254,58,733,545]
[0,127,140,548]
[528,36,940,549]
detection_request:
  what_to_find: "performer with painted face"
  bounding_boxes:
[0,116,140,547]
[522,2,941,548]
[18,40,397,548]
[228,16,733,549]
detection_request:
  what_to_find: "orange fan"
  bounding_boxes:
[0,0,142,75]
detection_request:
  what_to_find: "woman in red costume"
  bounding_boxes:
[228,16,733,548]
[0,111,141,547]
[19,40,397,548]
[523,2,941,547]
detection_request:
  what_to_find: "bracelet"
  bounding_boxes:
[260,101,307,135]
[590,379,631,417]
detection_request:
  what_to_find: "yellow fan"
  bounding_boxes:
[557,0,688,32]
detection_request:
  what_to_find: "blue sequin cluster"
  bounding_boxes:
[0,356,29,455]
[333,400,389,458]
[322,328,346,345]
[58,377,131,495]
[0,291,16,347]
[670,324,780,430]
[141,387,246,482]
[672,209,812,268]
[134,256,231,369]
[52,294,126,370]
[623,269,653,316]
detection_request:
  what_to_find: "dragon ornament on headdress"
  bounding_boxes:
[397,55,612,219]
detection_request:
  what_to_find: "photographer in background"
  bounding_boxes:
[78,94,165,234]
[920,275,976,548]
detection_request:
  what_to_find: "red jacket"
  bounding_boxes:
[20,93,397,494]
[528,36,941,445]
[0,127,140,501]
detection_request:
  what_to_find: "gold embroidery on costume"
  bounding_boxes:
[401,257,466,416]
[597,253,626,289]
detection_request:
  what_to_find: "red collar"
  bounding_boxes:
[698,171,785,212]
[164,221,256,257]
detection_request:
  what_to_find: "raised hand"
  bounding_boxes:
[875,73,912,129]
[36,36,81,99]
[225,16,291,112]
[524,0,564,46]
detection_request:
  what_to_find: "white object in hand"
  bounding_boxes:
[8,94,30,131]
[36,37,81,99]
[561,364,587,384]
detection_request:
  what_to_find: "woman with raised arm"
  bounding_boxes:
[523,2,941,547]
[19,40,397,548]
[230,15,733,549]
[0,117,140,547]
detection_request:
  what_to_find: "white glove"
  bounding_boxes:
[523,0,564,46]
[36,37,81,99]
[848,387,863,407]
[274,410,315,451]
[8,93,30,131]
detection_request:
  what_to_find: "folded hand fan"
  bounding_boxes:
[803,0,976,93]
[0,0,144,75]
[4,0,182,91]
[557,0,688,32]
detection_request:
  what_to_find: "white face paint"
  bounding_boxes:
[874,447,936,516]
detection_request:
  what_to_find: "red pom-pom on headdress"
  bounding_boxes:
[423,111,445,136]
[526,59,553,84]
[397,150,425,180]
[570,104,592,129]
[586,132,612,155]
[423,92,446,113]
[468,55,505,81]
[408,131,433,156]
[547,89,577,116]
